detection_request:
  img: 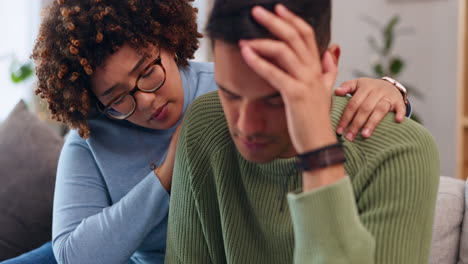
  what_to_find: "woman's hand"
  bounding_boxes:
[334,78,407,141]
[154,124,182,192]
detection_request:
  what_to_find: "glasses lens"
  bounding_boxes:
[107,94,136,119]
[137,64,165,92]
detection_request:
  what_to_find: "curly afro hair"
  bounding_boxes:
[32,0,202,138]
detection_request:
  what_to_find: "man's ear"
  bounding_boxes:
[327,44,341,66]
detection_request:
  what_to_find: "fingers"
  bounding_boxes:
[394,100,407,123]
[274,4,318,55]
[251,5,320,66]
[335,79,358,96]
[336,80,371,135]
[240,44,297,95]
[344,93,382,141]
[361,99,392,138]
[239,39,302,79]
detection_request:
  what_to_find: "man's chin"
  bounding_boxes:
[234,143,276,164]
[242,155,274,164]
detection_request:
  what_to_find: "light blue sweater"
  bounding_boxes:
[52,62,217,264]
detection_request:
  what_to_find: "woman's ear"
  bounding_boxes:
[327,44,341,66]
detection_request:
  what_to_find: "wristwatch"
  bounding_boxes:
[382,77,408,104]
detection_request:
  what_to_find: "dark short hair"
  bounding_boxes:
[206,0,331,54]
[32,0,201,138]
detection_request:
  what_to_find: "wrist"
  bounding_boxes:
[295,123,337,153]
[154,168,171,191]
[382,76,408,104]
[302,165,345,191]
[297,142,346,191]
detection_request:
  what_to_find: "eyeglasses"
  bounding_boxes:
[99,49,167,120]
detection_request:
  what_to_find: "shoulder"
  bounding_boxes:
[182,62,218,99]
[332,95,438,154]
[180,91,232,155]
[187,61,214,74]
[331,96,439,178]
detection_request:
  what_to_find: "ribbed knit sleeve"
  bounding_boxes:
[287,96,440,264]
[288,177,374,263]
[164,111,213,263]
[166,91,227,263]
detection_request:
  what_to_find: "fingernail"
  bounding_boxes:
[346,132,354,141]
[336,127,344,135]
[399,114,404,122]
[362,128,371,137]
[252,6,267,17]
[276,4,287,13]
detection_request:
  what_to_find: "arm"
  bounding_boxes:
[52,131,170,264]
[165,123,212,263]
[287,133,440,263]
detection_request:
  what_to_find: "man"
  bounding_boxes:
[165,0,439,263]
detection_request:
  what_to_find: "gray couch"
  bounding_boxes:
[430,176,468,264]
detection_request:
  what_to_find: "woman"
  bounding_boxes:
[2,0,409,263]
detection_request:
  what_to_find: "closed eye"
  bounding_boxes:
[265,97,284,107]
[113,96,126,106]
[224,93,241,101]
[141,67,155,79]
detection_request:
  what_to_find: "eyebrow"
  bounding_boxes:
[100,83,119,97]
[218,84,281,100]
[129,55,147,76]
[99,55,147,97]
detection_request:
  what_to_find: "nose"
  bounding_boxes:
[236,102,265,138]
[133,90,157,112]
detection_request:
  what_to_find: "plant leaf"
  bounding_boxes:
[10,62,34,84]
[368,36,381,54]
[389,58,404,76]
[383,16,400,56]
[373,64,384,77]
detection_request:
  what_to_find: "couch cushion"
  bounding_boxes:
[0,100,63,261]
[429,176,465,264]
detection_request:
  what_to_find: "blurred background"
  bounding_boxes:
[0,0,463,178]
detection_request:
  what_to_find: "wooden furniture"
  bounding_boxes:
[457,0,468,179]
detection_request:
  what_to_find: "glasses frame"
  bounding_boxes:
[99,49,167,120]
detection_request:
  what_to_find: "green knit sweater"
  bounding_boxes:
[165,91,440,264]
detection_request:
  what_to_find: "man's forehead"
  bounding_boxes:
[214,40,279,99]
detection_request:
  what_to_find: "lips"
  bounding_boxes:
[151,102,169,121]
[239,138,270,150]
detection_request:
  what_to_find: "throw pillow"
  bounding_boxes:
[0,100,63,260]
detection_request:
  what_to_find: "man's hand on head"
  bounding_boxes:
[239,4,338,154]
[239,4,344,191]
